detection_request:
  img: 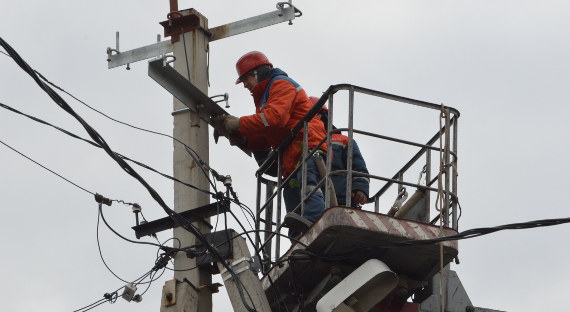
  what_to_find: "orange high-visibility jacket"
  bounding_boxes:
[239,68,327,177]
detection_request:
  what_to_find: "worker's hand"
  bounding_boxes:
[351,190,367,206]
[221,115,240,133]
[228,133,247,147]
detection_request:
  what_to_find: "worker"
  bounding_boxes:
[310,96,370,208]
[217,51,328,237]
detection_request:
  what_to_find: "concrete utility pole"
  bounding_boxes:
[160,9,212,312]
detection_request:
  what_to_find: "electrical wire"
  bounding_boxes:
[97,203,131,283]
[72,287,121,312]
[35,62,219,196]
[73,298,108,312]
[0,137,94,195]
[139,269,162,296]
[289,215,570,263]
[234,201,256,228]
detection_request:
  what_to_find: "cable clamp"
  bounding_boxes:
[220,257,253,282]
[103,292,118,303]
[95,193,113,206]
[212,192,226,201]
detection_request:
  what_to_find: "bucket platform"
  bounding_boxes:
[261,207,458,311]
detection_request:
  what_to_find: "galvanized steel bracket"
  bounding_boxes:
[209,5,299,41]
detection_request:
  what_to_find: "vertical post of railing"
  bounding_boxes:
[325,95,335,209]
[397,172,404,209]
[255,176,262,252]
[264,180,275,272]
[425,149,432,223]
[346,87,355,207]
[301,121,309,216]
[451,116,459,230]
[275,153,283,260]
[443,109,451,227]
[374,196,380,213]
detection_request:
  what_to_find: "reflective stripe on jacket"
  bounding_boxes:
[239,68,327,177]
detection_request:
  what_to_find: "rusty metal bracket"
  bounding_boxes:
[198,283,223,293]
[159,12,211,43]
[183,278,223,293]
[164,279,177,307]
[209,5,297,42]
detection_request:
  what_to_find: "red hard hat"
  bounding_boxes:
[235,51,272,84]
[310,96,328,112]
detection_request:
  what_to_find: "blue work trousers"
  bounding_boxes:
[282,156,325,236]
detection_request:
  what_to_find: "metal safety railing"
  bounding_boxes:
[253,84,460,272]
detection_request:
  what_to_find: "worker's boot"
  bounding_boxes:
[283,212,313,234]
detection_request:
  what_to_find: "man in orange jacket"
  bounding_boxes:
[218,51,328,237]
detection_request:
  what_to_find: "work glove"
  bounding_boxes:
[221,115,240,133]
[351,190,367,206]
[228,132,247,147]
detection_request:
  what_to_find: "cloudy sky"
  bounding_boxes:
[1,1,569,311]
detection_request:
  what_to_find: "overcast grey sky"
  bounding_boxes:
[1,1,569,311]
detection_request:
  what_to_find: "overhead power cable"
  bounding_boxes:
[29,57,220,191]
[33,68,196,152]
[73,288,120,312]
[291,215,570,264]
[0,137,95,195]
[1,37,257,311]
